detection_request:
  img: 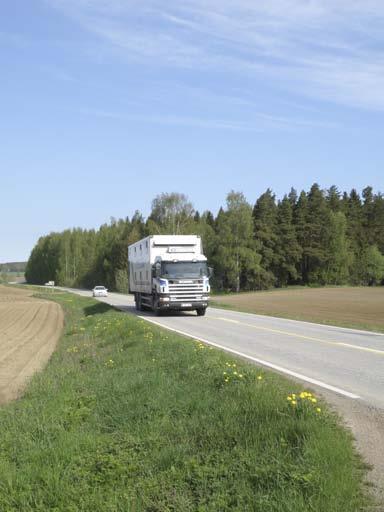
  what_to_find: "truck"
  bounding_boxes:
[128,235,211,316]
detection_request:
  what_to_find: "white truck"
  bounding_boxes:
[128,235,211,316]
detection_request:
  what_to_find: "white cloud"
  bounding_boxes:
[46,0,384,110]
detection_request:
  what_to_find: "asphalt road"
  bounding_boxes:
[63,288,384,409]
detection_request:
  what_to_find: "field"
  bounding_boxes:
[0,285,63,404]
[0,289,369,511]
[212,286,384,333]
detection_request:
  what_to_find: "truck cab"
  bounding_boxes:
[153,258,210,315]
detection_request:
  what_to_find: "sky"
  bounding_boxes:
[1,0,384,262]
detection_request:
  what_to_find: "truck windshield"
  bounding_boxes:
[162,262,208,279]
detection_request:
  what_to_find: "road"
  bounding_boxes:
[63,288,384,410]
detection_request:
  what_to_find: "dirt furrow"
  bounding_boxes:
[0,286,63,404]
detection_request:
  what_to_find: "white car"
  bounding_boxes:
[92,286,108,297]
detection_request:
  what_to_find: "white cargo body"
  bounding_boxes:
[128,235,211,315]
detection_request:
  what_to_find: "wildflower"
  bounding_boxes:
[105,359,115,368]
[316,407,321,413]
[311,398,317,403]
[239,374,243,378]
[287,396,292,401]
[291,400,297,406]
[257,375,263,381]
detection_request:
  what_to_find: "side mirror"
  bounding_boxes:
[208,267,214,278]
[155,263,161,278]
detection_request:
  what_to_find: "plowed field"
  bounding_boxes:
[212,286,384,332]
[0,286,63,404]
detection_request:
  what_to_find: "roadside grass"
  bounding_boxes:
[0,291,369,511]
[211,287,384,333]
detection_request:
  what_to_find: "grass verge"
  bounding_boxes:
[0,291,370,511]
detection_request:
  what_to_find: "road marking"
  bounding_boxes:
[338,343,384,355]
[139,316,360,400]
[213,316,384,355]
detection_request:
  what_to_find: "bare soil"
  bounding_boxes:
[212,287,384,332]
[0,285,63,404]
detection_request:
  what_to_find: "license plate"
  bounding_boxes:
[181,303,192,307]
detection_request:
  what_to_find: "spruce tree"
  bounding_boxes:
[275,196,302,286]
[253,189,278,284]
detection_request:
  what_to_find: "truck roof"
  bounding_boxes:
[128,235,201,248]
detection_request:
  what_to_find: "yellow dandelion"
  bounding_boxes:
[316,407,321,413]
[257,375,263,380]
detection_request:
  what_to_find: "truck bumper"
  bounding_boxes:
[159,301,209,311]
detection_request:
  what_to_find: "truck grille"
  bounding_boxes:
[168,281,205,302]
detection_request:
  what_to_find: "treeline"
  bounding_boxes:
[0,262,26,272]
[26,184,384,292]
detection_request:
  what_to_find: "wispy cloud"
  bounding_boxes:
[46,0,384,110]
[79,105,337,132]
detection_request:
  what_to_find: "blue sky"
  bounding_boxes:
[1,0,384,262]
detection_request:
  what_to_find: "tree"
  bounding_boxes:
[214,191,263,291]
[253,189,278,283]
[326,185,342,212]
[293,190,309,283]
[275,196,301,286]
[324,211,351,284]
[358,245,384,285]
[149,193,194,234]
[305,184,332,283]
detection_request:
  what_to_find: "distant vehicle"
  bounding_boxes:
[45,281,55,287]
[128,235,211,316]
[92,286,108,297]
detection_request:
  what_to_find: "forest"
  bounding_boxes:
[25,184,384,292]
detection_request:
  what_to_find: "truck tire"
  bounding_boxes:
[135,293,142,311]
[196,308,206,316]
[152,297,162,316]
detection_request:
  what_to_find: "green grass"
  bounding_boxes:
[0,291,369,511]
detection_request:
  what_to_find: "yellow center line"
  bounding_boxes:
[210,316,384,356]
[338,343,384,355]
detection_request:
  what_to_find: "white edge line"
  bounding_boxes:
[138,315,361,400]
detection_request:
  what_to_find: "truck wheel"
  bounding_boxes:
[153,298,162,316]
[196,308,206,316]
[135,293,142,311]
